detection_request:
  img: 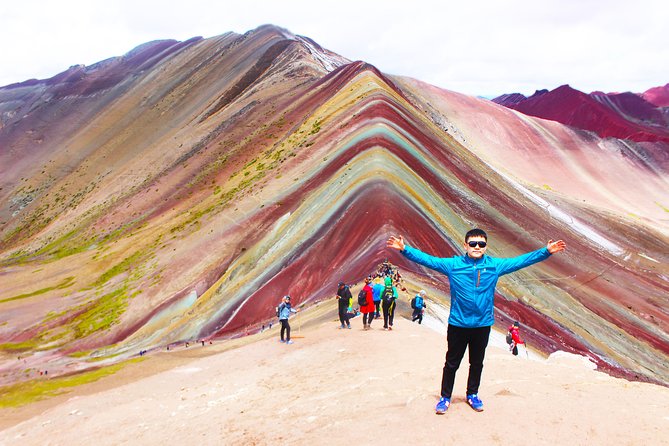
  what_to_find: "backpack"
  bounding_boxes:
[414,296,423,309]
[505,331,513,345]
[382,286,394,304]
[357,288,367,307]
[276,303,284,318]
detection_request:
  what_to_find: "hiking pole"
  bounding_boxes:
[524,341,529,359]
[292,309,305,339]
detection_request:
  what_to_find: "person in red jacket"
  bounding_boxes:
[360,276,376,330]
[508,321,524,356]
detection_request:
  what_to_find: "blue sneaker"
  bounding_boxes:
[279,339,286,343]
[467,394,484,412]
[435,397,450,414]
[286,340,294,344]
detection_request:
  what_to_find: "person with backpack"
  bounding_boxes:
[381,276,398,330]
[359,276,375,330]
[372,277,384,319]
[507,321,524,356]
[387,228,565,414]
[336,281,352,329]
[277,295,298,344]
[411,290,427,324]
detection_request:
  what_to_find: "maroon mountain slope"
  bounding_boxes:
[642,83,669,107]
[493,84,669,143]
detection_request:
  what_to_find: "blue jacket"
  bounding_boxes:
[401,245,551,328]
[278,303,297,320]
[372,283,384,302]
[412,295,424,310]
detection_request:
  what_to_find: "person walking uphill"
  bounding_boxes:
[381,276,398,330]
[277,295,299,344]
[360,276,375,330]
[372,277,384,319]
[411,290,427,324]
[508,321,524,356]
[336,282,352,329]
[387,229,566,414]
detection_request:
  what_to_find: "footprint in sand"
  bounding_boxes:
[495,388,521,397]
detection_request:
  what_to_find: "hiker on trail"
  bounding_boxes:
[336,281,353,329]
[372,277,384,319]
[278,295,299,344]
[359,276,375,330]
[411,290,427,324]
[387,228,566,414]
[508,321,524,356]
[381,276,398,330]
[380,260,393,277]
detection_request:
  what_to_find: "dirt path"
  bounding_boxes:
[1,307,668,445]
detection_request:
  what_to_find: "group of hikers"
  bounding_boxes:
[336,274,428,331]
[337,275,398,331]
[276,228,566,414]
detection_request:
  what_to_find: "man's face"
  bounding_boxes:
[464,236,487,259]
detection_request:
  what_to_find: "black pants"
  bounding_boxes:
[338,305,349,327]
[363,312,374,326]
[280,319,291,341]
[412,308,423,324]
[440,325,491,398]
[382,300,395,328]
[374,301,381,318]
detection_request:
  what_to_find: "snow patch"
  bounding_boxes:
[493,170,624,256]
[639,253,660,263]
[297,37,348,72]
[546,351,597,370]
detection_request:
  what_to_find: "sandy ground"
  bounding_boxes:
[1,305,669,446]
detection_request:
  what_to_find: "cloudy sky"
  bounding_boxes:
[1,0,666,98]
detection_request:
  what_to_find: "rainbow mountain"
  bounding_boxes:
[1,25,668,386]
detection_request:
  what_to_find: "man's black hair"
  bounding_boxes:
[465,228,487,242]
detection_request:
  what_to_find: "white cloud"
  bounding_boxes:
[0,0,666,97]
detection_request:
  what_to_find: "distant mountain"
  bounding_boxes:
[1,25,668,388]
[642,83,669,107]
[492,84,669,143]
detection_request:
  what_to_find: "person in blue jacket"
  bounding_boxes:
[411,290,427,324]
[277,295,299,344]
[387,229,565,414]
[372,277,384,319]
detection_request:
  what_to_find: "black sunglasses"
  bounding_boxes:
[468,241,487,248]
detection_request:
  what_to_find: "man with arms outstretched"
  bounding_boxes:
[387,229,566,414]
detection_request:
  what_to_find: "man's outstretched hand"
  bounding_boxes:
[387,235,405,251]
[547,239,566,254]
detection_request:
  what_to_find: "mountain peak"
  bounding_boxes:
[642,82,669,107]
[492,83,669,142]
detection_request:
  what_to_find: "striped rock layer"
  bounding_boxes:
[0,25,667,385]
